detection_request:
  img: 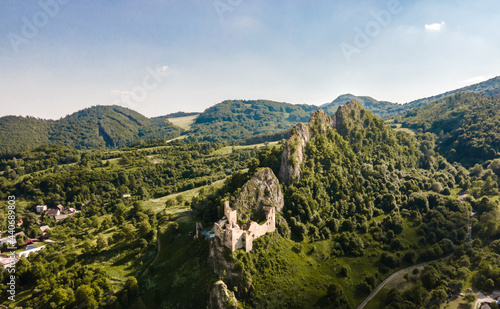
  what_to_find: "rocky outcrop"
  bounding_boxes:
[334,99,364,137]
[207,280,240,309]
[278,100,364,183]
[232,167,284,222]
[208,237,239,285]
[278,110,335,183]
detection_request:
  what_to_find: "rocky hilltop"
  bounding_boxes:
[232,167,284,222]
[278,100,364,183]
[207,280,240,309]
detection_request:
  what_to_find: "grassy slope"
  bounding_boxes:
[238,218,423,308]
[142,178,227,213]
[211,141,280,155]
[167,115,199,130]
[139,205,217,308]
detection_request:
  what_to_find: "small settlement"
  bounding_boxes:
[0,203,77,269]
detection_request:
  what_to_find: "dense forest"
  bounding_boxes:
[187,100,319,144]
[400,93,500,167]
[0,106,182,153]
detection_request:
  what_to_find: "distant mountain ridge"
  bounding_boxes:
[320,94,404,118]
[2,75,499,151]
[404,76,500,110]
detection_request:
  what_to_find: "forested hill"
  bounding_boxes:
[193,100,473,308]
[404,75,500,110]
[400,92,500,167]
[321,94,405,118]
[0,105,182,153]
[187,99,319,144]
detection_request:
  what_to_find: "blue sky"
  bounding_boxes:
[0,0,499,119]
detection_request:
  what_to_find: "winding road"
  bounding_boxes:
[358,209,474,309]
[357,256,451,309]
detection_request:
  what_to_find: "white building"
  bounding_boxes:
[36,205,47,214]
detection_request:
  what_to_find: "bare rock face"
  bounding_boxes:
[278,101,363,183]
[279,110,335,183]
[208,237,239,284]
[207,280,240,309]
[232,167,284,222]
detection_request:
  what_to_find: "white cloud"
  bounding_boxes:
[425,21,446,32]
[159,65,168,72]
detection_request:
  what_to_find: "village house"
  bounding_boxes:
[36,205,47,214]
[39,225,51,234]
[47,209,60,217]
[0,256,17,270]
[54,214,71,222]
[56,204,64,212]
[213,201,275,252]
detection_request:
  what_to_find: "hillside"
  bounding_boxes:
[401,93,500,167]
[187,99,319,144]
[0,116,53,153]
[193,101,472,308]
[0,105,182,152]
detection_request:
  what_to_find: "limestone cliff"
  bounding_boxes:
[208,237,239,285]
[207,280,240,309]
[278,100,365,183]
[232,167,284,222]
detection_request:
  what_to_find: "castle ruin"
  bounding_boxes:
[213,201,275,252]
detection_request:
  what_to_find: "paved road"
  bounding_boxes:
[359,209,474,309]
[357,262,427,309]
[474,292,496,309]
[357,254,452,309]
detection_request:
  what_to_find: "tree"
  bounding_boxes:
[50,288,70,306]
[96,235,108,251]
[82,239,95,254]
[16,233,24,247]
[75,285,97,308]
[122,223,136,241]
[326,284,346,306]
[138,219,152,238]
[421,266,440,289]
[125,276,140,297]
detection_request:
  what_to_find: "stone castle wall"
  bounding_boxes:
[215,201,275,252]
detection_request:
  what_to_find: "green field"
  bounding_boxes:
[167,115,199,130]
[211,141,280,155]
[391,123,416,136]
[142,177,227,213]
